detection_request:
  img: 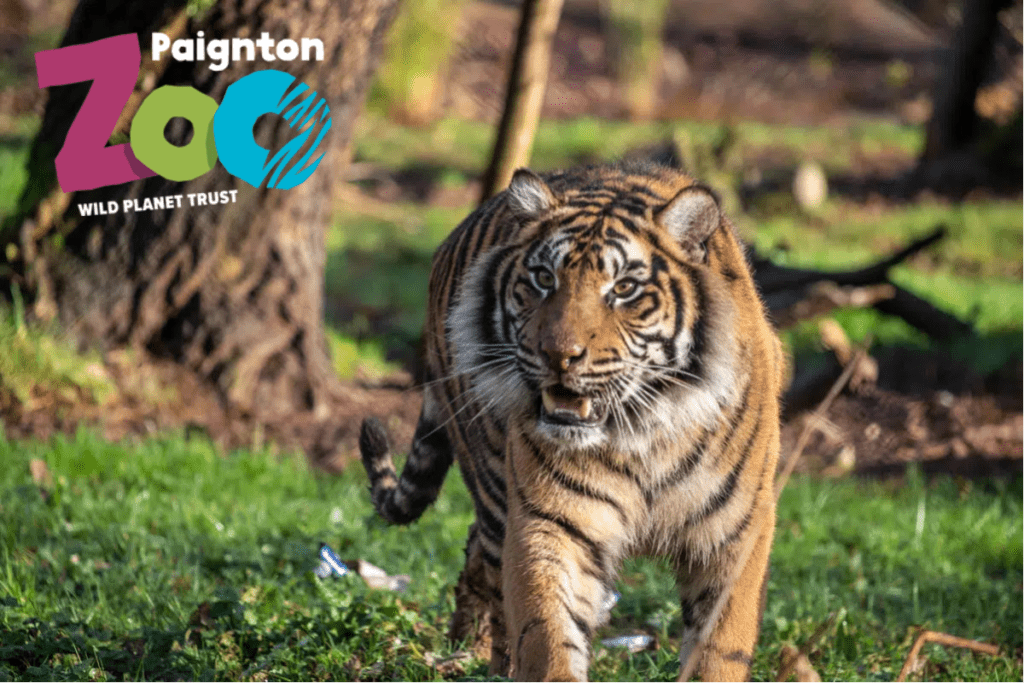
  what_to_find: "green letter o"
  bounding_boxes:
[130,85,218,181]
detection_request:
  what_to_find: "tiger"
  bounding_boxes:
[358,161,785,681]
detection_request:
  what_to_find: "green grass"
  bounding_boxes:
[325,327,402,381]
[0,297,115,407]
[0,119,37,225]
[1,428,1020,681]
[352,113,924,176]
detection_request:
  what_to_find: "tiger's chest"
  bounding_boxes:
[504,383,772,561]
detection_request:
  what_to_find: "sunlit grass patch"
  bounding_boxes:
[0,294,115,408]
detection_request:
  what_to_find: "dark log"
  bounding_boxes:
[873,286,974,341]
[752,226,947,296]
[751,226,974,341]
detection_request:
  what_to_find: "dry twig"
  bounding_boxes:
[776,612,837,681]
[896,630,1000,682]
[774,344,868,501]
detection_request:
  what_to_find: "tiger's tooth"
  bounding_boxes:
[542,389,556,414]
[578,397,592,419]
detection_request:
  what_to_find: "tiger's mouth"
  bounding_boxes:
[539,384,607,427]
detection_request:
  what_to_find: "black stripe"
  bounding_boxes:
[496,258,520,345]
[717,507,754,549]
[687,395,766,524]
[451,419,508,547]
[649,376,753,504]
[647,443,704,506]
[470,194,502,258]
[610,212,641,233]
[593,452,645,491]
[518,491,606,580]
[524,435,629,527]
[602,238,629,263]
[475,249,510,349]
[475,501,506,546]
[578,368,620,380]
[510,460,608,583]
[568,608,593,640]
[665,277,686,365]
[623,182,663,199]
[680,587,715,628]
[474,454,508,507]
[604,226,630,243]
[481,545,502,568]
[447,213,480,302]
[610,198,648,216]
[636,298,658,320]
[685,271,708,380]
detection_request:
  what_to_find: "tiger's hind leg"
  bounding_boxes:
[449,525,494,655]
[448,525,511,675]
[675,513,775,682]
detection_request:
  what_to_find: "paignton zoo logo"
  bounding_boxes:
[36,32,332,193]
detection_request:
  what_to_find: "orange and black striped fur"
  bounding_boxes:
[359,162,785,681]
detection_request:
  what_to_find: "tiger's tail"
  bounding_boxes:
[359,405,455,525]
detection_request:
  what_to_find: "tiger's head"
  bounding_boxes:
[450,166,743,453]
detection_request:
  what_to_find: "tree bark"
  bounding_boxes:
[478,0,565,202]
[921,0,1012,161]
[14,0,399,435]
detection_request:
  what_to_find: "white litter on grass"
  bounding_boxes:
[354,559,411,592]
[600,634,655,653]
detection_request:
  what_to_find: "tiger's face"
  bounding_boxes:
[451,169,739,453]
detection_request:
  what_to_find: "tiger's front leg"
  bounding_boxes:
[676,500,776,682]
[503,484,611,681]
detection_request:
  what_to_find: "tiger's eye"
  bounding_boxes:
[534,269,555,289]
[613,279,638,297]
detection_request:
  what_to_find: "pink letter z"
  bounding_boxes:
[35,33,156,193]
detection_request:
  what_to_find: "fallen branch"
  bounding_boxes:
[873,286,974,341]
[770,282,895,329]
[896,630,1000,682]
[750,226,974,341]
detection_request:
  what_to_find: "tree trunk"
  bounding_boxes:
[921,0,1012,161]
[478,0,565,202]
[14,0,399,440]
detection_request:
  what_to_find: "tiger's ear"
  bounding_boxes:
[655,185,722,260]
[507,168,557,217]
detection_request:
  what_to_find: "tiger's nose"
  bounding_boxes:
[541,342,586,372]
